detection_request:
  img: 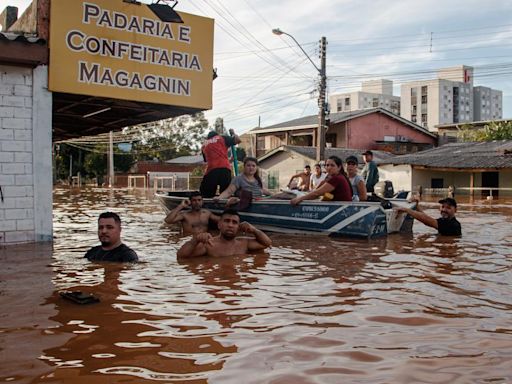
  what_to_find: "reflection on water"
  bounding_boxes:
[1,188,512,383]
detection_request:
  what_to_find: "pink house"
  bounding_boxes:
[250,108,437,157]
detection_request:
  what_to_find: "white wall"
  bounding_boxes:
[259,152,313,190]
[378,164,412,192]
[0,64,53,244]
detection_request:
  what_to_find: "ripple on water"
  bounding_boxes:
[1,190,511,383]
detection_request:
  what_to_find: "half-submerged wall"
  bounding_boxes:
[0,64,52,244]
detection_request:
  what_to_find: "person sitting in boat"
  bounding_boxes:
[345,155,367,202]
[394,197,461,236]
[310,163,327,190]
[164,192,220,234]
[287,165,312,191]
[215,157,272,205]
[290,156,352,205]
[177,209,272,259]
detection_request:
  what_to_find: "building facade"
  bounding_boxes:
[400,65,503,132]
[330,79,401,115]
[250,108,436,158]
[379,141,512,197]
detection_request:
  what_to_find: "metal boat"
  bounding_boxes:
[156,191,415,238]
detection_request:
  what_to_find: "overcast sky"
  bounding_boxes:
[5,0,512,133]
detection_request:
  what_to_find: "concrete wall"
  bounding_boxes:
[0,64,52,244]
[379,166,512,197]
[379,164,412,192]
[259,152,312,190]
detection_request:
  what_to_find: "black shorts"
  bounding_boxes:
[200,168,232,198]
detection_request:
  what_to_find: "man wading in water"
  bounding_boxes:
[164,192,219,234]
[395,197,461,236]
[177,209,272,258]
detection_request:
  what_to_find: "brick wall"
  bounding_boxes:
[0,66,36,244]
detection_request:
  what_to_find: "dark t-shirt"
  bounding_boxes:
[84,244,138,262]
[437,217,461,236]
[326,174,353,201]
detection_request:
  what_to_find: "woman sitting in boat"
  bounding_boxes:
[290,156,352,205]
[215,157,272,204]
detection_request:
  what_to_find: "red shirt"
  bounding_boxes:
[326,174,352,201]
[202,135,234,174]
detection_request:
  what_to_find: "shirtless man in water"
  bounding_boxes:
[177,209,272,259]
[164,192,219,234]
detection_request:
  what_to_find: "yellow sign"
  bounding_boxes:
[49,0,214,109]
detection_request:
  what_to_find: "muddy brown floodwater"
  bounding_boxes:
[1,188,512,383]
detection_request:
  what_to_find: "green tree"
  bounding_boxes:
[133,112,209,161]
[458,121,512,142]
[84,150,107,177]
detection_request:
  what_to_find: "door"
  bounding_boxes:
[481,172,499,198]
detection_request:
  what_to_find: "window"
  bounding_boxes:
[421,114,427,123]
[267,170,280,190]
[326,133,337,147]
[344,97,350,107]
[411,114,417,122]
[336,99,342,111]
[372,97,379,107]
[431,178,444,188]
[421,85,428,96]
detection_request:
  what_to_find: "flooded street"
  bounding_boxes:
[1,188,512,383]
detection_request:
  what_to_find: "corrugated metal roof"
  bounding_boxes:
[258,145,394,164]
[251,107,436,138]
[381,140,512,169]
[166,155,204,164]
[0,31,45,44]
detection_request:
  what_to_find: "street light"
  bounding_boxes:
[272,28,327,162]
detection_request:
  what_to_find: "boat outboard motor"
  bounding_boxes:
[374,181,394,198]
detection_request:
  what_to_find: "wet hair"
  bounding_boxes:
[221,209,240,220]
[99,211,121,224]
[243,157,263,187]
[190,191,202,199]
[305,165,311,169]
[314,163,321,168]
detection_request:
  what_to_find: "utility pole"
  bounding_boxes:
[316,36,327,162]
[108,130,114,187]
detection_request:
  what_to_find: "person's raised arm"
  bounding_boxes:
[208,211,221,224]
[177,232,211,259]
[239,222,272,251]
[287,173,301,188]
[357,179,368,201]
[290,181,334,205]
[394,206,438,230]
[164,199,189,224]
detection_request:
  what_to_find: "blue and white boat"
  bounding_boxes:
[156,192,415,238]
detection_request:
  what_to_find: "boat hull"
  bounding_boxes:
[156,192,414,238]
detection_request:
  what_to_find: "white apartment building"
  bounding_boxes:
[330,79,401,115]
[400,65,503,132]
[474,86,503,121]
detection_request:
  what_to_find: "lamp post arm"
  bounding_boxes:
[279,31,320,73]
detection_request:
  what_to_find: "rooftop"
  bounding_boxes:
[380,141,512,169]
[250,108,436,138]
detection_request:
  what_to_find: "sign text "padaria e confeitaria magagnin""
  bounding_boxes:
[68,2,203,96]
